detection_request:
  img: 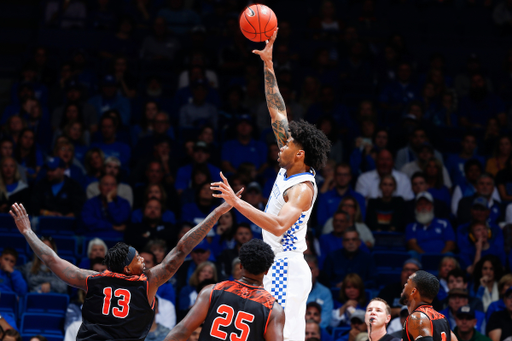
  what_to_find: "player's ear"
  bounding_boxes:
[124,265,131,275]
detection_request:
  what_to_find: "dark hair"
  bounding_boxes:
[411,270,439,301]
[234,222,252,235]
[140,249,156,265]
[473,254,504,292]
[60,102,84,129]
[1,247,18,260]
[90,257,105,270]
[447,268,467,284]
[4,329,21,341]
[464,159,483,175]
[140,101,159,131]
[30,335,48,341]
[239,239,274,275]
[411,171,426,182]
[104,242,130,273]
[14,128,37,168]
[342,226,359,237]
[289,119,331,170]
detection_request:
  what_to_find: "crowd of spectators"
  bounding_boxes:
[1,0,512,340]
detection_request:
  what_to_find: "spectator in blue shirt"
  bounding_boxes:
[88,75,131,125]
[221,115,267,173]
[459,73,506,128]
[446,132,486,187]
[395,127,443,171]
[0,248,27,297]
[90,115,131,168]
[322,227,377,288]
[181,182,216,226]
[439,290,486,334]
[306,254,333,328]
[451,160,486,216]
[405,191,456,255]
[457,174,501,226]
[317,163,366,228]
[81,174,131,239]
[305,302,333,341]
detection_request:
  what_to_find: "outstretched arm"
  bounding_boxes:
[146,190,243,298]
[10,203,95,291]
[253,29,289,149]
[163,285,213,341]
[265,301,285,341]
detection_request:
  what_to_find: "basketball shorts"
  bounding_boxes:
[263,251,312,341]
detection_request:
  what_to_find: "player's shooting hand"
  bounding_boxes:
[9,203,32,235]
[252,28,278,64]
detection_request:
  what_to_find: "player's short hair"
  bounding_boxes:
[104,242,130,273]
[1,247,18,260]
[239,239,274,276]
[368,297,391,316]
[411,270,439,301]
[289,120,331,170]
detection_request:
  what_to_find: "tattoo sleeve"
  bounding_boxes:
[264,68,289,148]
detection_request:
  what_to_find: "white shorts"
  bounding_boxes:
[263,251,312,341]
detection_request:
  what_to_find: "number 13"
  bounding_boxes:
[102,287,131,318]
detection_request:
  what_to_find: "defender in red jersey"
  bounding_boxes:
[164,239,285,341]
[9,197,241,341]
[400,270,458,341]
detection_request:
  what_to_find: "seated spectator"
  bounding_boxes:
[10,62,48,106]
[494,153,512,204]
[181,182,217,225]
[395,128,444,171]
[178,261,217,319]
[453,306,490,341]
[24,98,52,152]
[0,139,28,183]
[175,141,221,196]
[306,302,333,341]
[132,161,179,212]
[442,269,484,313]
[132,134,176,187]
[323,227,377,288]
[124,198,177,250]
[90,257,107,272]
[179,80,218,129]
[446,133,486,187]
[2,329,21,341]
[0,248,27,297]
[78,238,107,269]
[405,192,455,255]
[81,174,131,238]
[322,196,374,248]
[305,319,323,341]
[146,239,167,265]
[52,80,98,133]
[141,16,181,61]
[131,184,175,224]
[487,286,512,340]
[14,128,44,181]
[53,102,88,144]
[405,172,450,225]
[355,149,413,201]
[87,156,133,207]
[454,54,494,99]
[401,143,451,188]
[221,116,267,174]
[319,210,350,266]
[50,140,85,186]
[423,157,452,207]
[0,157,30,213]
[83,148,104,187]
[335,309,368,341]
[486,135,512,177]
[471,255,504,311]
[316,116,343,165]
[88,76,131,126]
[459,74,506,129]
[44,0,87,29]
[215,223,252,280]
[349,128,389,178]
[157,0,200,36]
[485,274,512,323]
[331,273,368,327]
[317,163,366,228]
[378,259,421,318]
[209,210,237,258]
[457,174,501,226]
[90,115,131,168]
[31,157,85,217]
[437,256,461,301]
[306,255,333,328]
[145,298,172,341]
[440,289,485,334]
[21,236,67,294]
[366,175,405,232]
[64,289,85,332]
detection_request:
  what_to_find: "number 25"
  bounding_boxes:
[102,287,131,318]
[210,304,255,341]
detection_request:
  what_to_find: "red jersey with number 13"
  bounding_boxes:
[200,280,276,341]
[77,270,155,341]
[403,304,451,341]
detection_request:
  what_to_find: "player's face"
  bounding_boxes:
[399,274,416,306]
[366,301,390,327]
[127,252,145,275]
[277,137,301,169]
[305,306,321,324]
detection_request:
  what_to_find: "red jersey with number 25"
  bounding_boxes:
[78,270,155,341]
[403,304,451,341]
[200,280,276,341]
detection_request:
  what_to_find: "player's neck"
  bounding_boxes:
[239,276,263,287]
[285,163,309,177]
[369,326,387,341]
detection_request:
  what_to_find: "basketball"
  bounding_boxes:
[239,4,278,42]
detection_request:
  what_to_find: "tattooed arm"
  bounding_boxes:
[10,203,95,291]
[253,29,289,149]
[146,190,242,300]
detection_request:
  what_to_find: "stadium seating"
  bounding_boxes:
[0,291,17,316]
[372,250,410,270]
[372,232,406,251]
[24,293,69,315]
[20,313,65,336]
[39,216,76,235]
[0,233,30,254]
[0,213,17,232]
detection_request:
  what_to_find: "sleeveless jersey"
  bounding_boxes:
[402,304,451,341]
[77,270,155,341]
[263,168,317,254]
[200,280,276,341]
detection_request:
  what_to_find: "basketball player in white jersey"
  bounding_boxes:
[211,29,331,341]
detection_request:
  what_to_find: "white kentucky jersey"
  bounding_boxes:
[263,168,317,254]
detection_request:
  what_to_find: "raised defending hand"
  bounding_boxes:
[252,28,278,64]
[9,203,31,235]
[211,172,244,209]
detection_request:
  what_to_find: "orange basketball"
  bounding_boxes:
[239,4,278,42]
